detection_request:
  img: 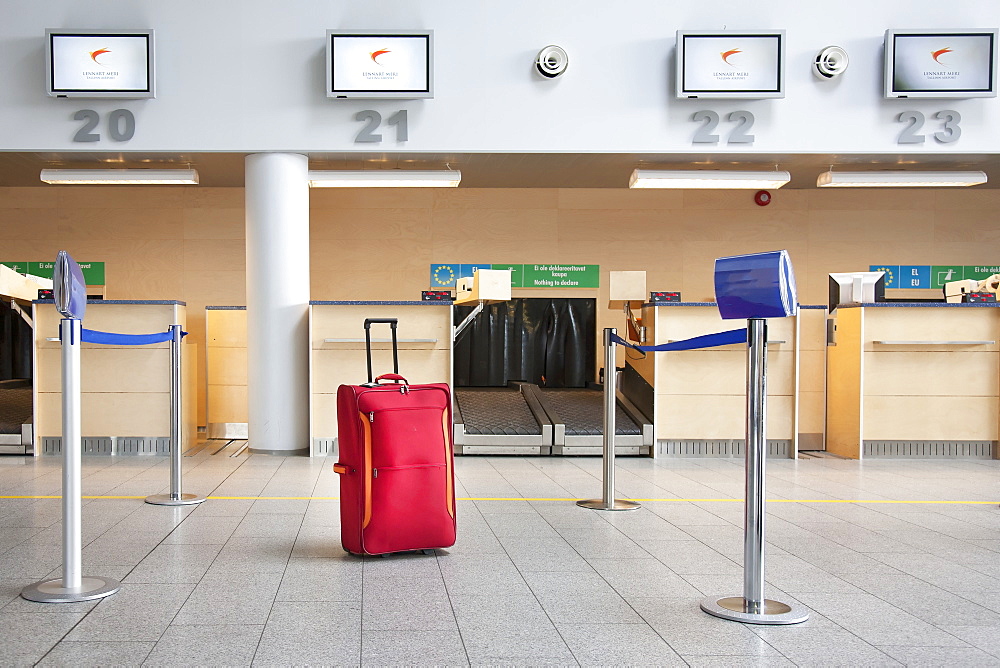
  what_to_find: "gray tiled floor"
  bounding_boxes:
[2,453,1000,666]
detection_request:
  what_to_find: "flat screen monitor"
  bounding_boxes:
[327,30,433,98]
[676,30,784,98]
[884,29,998,98]
[829,272,885,312]
[46,29,154,98]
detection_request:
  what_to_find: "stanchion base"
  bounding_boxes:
[21,576,120,603]
[144,493,206,506]
[576,499,642,511]
[700,596,809,625]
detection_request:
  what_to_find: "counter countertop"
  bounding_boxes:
[310,300,453,306]
[33,299,186,306]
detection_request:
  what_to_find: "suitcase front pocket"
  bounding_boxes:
[363,463,455,554]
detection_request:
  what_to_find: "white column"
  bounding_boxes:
[245,153,310,454]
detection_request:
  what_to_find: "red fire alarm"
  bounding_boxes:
[754,190,772,206]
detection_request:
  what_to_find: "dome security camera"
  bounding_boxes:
[535,45,569,78]
[814,45,849,79]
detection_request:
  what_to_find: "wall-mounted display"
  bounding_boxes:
[327,30,433,98]
[46,29,154,98]
[884,29,998,98]
[676,30,785,99]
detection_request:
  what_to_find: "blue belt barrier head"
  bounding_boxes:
[53,250,87,320]
[714,250,798,320]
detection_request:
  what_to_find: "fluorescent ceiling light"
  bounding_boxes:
[308,170,461,188]
[629,169,791,189]
[40,168,199,185]
[817,170,987,187]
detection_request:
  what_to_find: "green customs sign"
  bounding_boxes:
[430,263,599,289]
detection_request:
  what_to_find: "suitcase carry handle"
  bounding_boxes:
[374,373,408,385]
[364,318,399,383]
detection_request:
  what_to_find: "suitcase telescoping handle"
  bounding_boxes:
[364,318,399,383]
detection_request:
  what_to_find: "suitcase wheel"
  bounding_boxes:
[421,549,435,556]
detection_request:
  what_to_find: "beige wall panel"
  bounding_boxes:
[311,270,415,301]
[207,347,248,386]
[207,309,248,347]
[181,270,245,306]
[2,187,59,208]
[311,305,452,346]
[809,189,937,211]
[681,209,809,241]
[312,351,450,393]
[57,208,184,241]
[207,384,248,424]
[433,209,559,241]
[864,350,999,397]
[807,209,937,244]
[657,395,794,440]
[312,393,339,439]
[103,271,185,301]
[798,390,826,435]
[433,189,558,210]
[51,186,187,210]
[311,239,430,273]
[36,392,170,437]
[864,396,998,441]
[798,309,829,351]
[798,350,826,394]
[183,188,245,209]
[183,208,245,240]
[557,209,686,243]
[438,238,563,261]
[557,188,684,210]
[310,189,434,210]
[184,239,246,270]
[826,307,863,458]
[0,209,60,239]
[311,208,433,240]
[864,309,999,347]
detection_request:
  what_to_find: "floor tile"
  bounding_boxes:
[37,640,154,667]
[144,624,264,667]
[64,583,195,642]
[556,622,686,666]
[252,601,361,666]
[361,629,468,667]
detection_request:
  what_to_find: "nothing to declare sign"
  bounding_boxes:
[522,264,599,288]
[429,263,599,288]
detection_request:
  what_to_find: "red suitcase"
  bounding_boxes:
[334,318,456,555]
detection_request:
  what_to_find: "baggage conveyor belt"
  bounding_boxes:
[534,387,653,456]
[453,382,652,456]
[453,383,553,455]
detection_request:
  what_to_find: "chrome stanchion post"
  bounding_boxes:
[21,318,120,603]
[700,318,807,624]
[146,325,205,507]
[577,328,640,512]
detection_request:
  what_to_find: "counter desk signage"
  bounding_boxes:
[46,29,154,98]
[327,30,433,99]
[885,28,998,98]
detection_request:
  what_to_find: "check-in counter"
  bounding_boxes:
[32,300,194,456]
[827,303,1000,459]
[622,302,825,458]
[205,306,247,439]
[310,301,453,457]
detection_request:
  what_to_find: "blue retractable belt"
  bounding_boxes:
[610,328,747,352]
[80,329,187,346]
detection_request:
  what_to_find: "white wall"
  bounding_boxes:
[1,0,998,154]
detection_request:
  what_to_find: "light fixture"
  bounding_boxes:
[816,170,987,187]
[628,169,791,189]
[39,168,199,185]
[308,170,461,188]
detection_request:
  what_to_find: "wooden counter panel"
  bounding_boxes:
[863,350,999,396]
[863,395,998,441]
[311,351,450,393]
[36,392,170,437]
[207,347,248,386]
[35,348,172,394]
[826,307,863,458]
[310,305,452,347]
[657,349,795,396]
[864,308,999,347]
[207,384,248,424]
[656,394,794,440]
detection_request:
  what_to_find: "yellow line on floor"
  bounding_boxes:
[1,495,998,505]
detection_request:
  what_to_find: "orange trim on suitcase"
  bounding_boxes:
[442,408,454,519]
[333,463,348,474]
[360,411,374,529]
